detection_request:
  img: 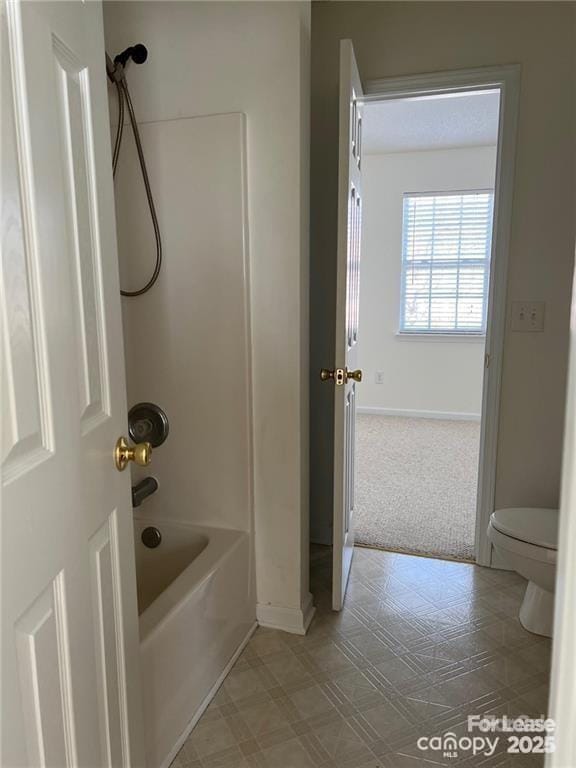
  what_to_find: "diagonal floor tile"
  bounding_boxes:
[171,546,551,768]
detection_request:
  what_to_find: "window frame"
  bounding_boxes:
[398,188,494,337]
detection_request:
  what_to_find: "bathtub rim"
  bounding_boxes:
[133,516,249,644]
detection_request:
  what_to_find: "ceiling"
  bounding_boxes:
[362,91,500,155]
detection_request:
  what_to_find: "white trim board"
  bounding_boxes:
[257,593,316,636]
[363,65,520,568]
[548,259,576,767]
[395,332,486,344]
[357,407,481,422]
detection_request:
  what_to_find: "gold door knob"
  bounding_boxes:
[114,436,152,472]
[321,368,346,386]
[347,368,363,382]
[320,367,362,385]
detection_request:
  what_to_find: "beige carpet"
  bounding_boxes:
[355,414,480,561]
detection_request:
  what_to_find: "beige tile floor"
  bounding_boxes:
[171,546,551,768]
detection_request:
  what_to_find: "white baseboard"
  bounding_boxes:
[357,406,481,422]
[257,592,316,635]
[159,621,257,768]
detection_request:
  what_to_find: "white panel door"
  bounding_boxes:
[1,2,144,766]
[326,39,364,611]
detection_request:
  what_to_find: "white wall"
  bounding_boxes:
[104,1,312,631]
[359,146,496,418]
[311,2,575,544]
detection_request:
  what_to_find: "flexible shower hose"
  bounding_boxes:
[112,78,162,297]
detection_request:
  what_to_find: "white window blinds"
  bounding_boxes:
[400,191,494,334]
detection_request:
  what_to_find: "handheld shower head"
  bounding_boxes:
[106,44,148,84]
[106,42,163,297]
[114,44,148,67]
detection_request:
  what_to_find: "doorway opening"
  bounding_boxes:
[354,89,501,563]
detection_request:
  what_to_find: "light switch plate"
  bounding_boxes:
[375,371,386,384]
[511,301,545,332]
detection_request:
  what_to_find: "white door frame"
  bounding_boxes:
[361,65,520,567]
[548,267,576,766]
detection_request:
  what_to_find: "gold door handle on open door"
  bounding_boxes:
[321,368,345,386]
[320,367,363,385]
[114,436,152,472]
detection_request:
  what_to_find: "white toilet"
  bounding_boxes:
[487,507,558,637]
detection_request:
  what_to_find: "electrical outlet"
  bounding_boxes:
[511,301,545,332]
[375,371,386,384]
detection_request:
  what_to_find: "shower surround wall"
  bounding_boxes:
[114,113,253,534]
[104,1,313,633]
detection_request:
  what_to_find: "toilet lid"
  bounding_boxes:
[491,508,558,550]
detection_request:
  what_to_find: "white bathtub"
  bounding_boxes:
[134,517,256,768]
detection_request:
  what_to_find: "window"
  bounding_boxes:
[400,191,494,335]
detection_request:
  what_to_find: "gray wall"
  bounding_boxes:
[310,1,576,544]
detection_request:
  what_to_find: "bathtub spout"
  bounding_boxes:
[132,476,158,507]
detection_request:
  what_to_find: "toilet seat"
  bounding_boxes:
[488,522,556,565]
[491,507,558,550]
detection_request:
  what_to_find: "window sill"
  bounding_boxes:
[396,332,486,343]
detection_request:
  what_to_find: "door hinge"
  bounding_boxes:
[485,353,491,369]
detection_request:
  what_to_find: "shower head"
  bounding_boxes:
[106,44,148,84]
[114,44,148,67]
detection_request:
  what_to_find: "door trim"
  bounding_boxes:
[548,261,576,767]
[362,65,521,567]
